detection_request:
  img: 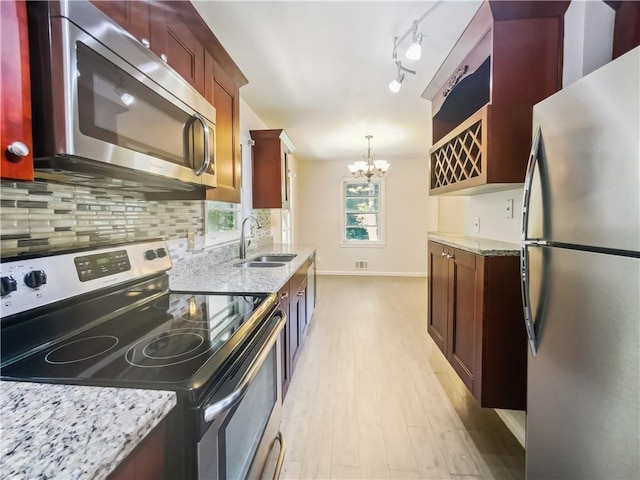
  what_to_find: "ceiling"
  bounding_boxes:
[192,1,483,164]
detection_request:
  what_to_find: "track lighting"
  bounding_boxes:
[387,4,439,92]
[406,21,423,60]
[388,46,416,94]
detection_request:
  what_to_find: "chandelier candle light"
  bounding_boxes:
[348,135,390,182]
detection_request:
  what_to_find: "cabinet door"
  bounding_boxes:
[1,0,33,181]
[427,242,448,354]
[278,283,291,399]
[90,1,150,45]
[297,280,308,340]
[447,248,480,395]
[288,291,301,378]
[150,6,205,95]
[205,54,241,203]
[250,130,292,209]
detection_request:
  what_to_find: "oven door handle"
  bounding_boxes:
[203,310,286,422]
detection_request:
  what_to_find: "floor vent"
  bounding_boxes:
[355,260,368,270]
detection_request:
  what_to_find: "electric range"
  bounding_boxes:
[0,239,286,479]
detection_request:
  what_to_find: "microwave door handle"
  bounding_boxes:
[192,113,211,177]
[183,115,197,170]
[203,311,287,422]
[182,114,211,176]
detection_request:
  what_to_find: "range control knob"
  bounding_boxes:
[1,276,17,296]
[144,249,157,260]
[24,270,47,289]
[155,248,167,258]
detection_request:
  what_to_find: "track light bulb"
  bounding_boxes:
[389,74,404,93]
[406,40,422,61]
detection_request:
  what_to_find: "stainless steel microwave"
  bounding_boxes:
[27,1,216,193]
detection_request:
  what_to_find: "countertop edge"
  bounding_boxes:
[428,233,521,256]
[0,381,177,480]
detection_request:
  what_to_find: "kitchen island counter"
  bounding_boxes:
[169,243,317,293]
[428,232,520,256]
[0,381,176,480]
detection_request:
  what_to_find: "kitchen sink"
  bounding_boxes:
[250,254,298,263]
[234,261,286,268]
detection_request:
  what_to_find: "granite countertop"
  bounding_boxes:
[169,243,317,293]
[0,381,176,480]
[428,232,521,256]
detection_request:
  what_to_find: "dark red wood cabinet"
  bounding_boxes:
[279,259,312,400]
[206,54,242,203]
[427,241,526,410]
[92,0,246,203]
[1,0,34,181]
[250,129,295,209]
[423,1,569,195]
[107,419,168,480]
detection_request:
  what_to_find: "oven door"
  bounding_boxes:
[197,310,286,480]
[30,1,216,188]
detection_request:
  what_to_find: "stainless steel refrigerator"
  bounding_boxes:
[521,46,639,480]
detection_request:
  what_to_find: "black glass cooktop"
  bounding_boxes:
[1,287,273,402]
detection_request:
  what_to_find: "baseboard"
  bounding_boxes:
[318,270,426,277]
[495,409,526,448]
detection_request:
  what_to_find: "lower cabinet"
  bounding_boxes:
[279,258,314,400]
[427,241,527,410]
[107,418,168,480]
[278,280,292,399]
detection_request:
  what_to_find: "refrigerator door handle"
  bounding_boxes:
[521,127,542,241]
[521,245,538,356]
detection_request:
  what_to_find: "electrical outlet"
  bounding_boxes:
[473,217,480,233]
[506,198,514,219]
[187,231,195,251]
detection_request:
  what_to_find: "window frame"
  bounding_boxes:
[204,200,242,247]
[339,178,386,248]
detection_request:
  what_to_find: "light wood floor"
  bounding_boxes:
[279,275,525,480]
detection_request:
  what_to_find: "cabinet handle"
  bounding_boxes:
[280,291,289,299]
[160,53,168,63]
[297,291,304,297]
[141,38,150,48]
[7,141,29,158]
[440,252,447,257]
[446,254,455,260]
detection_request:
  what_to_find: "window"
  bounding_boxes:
[341,179,385,246]
[205,201,242,246]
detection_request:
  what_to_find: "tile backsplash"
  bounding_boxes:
[0,180,272,261]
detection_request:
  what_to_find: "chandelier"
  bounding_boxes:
[347,135,390,183]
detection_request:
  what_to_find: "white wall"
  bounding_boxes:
[463,188,523,243]
[296,157,436,276]
[239,98,268,218]
[563,0,615,86]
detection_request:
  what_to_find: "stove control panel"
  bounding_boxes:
[74,250,131,282]
[0,240,172,318]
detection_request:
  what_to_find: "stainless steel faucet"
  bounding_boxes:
[239,216,260,259]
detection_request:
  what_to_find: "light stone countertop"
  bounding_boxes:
[428,232,521,256]
[169,243,318,293]
[0,381,176,480]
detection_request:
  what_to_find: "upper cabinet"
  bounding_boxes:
[422,1,569,196]
[1,0,34,181]
[92,0,247,202]
[205,55,242,203]
[250,130,295,209]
